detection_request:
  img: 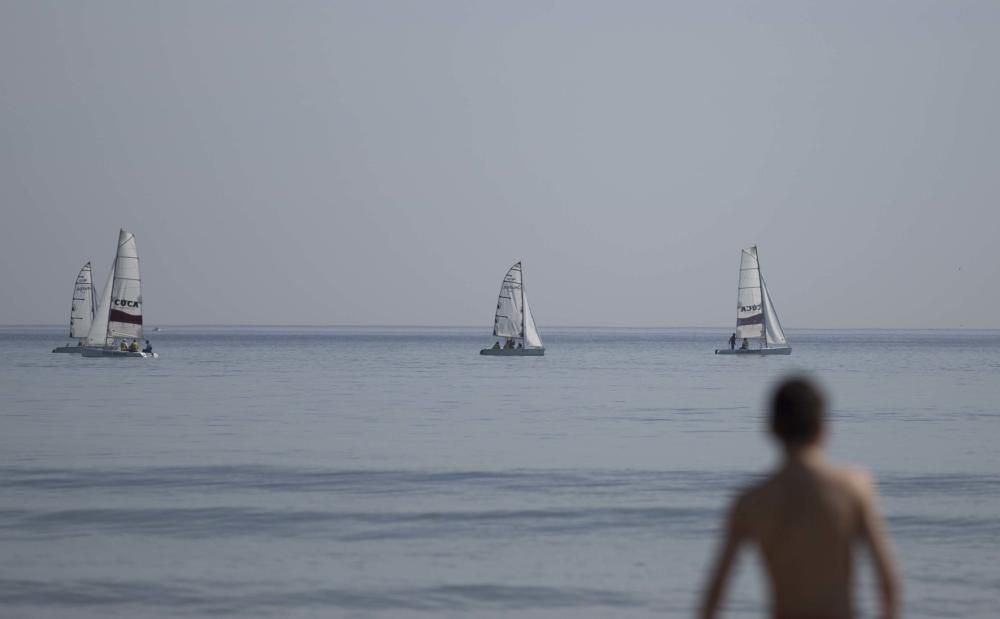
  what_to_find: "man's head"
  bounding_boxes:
[769,376,826,449]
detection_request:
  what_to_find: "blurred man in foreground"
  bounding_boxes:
[698,376,899,619]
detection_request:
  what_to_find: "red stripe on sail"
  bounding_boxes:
[736,314,763,326]
[109,309,143,325]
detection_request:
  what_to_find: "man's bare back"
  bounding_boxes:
[698,378,899,619]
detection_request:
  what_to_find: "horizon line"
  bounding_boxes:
[2,323,999,331]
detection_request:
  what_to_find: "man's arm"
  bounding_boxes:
[856,472,900,619]
[697,497,746,619]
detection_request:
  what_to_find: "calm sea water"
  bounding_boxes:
[0,326,998,618]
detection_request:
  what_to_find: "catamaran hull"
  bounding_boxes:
[52,346,86,354]
[715,347,791,356]
[81,348,158,359]
[480,348,545,356]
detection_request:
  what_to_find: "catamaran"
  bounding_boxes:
[480,261,544,356]
[82,229,158,359]
[52,262,96,353]
[715,245,791,355]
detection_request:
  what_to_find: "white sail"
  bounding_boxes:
[107,229,143,340]
[493,262,524,339]
[761,276,787,347]
[482,261,545,355]
[522,289,543,349]
[69,262,96,339]
[87,261,114,346]
[735,246,764,340]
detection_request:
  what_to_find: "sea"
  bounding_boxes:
[0,326,997,618]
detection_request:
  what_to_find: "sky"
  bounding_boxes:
[1,1,998,328]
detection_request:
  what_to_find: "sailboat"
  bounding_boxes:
[82,229,158,359]
[480,261,545,356]
[52,262,97,353]
[715,246,791,355]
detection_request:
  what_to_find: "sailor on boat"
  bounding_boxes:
[142,340,153,353]
[740,338,749,350]
[119,340,127,351]
[130,339,140,352]
[729,333,736,351]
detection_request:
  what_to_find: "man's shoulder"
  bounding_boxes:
[827,464,875,496]
[727,475,786,537]
[735,464,875,502]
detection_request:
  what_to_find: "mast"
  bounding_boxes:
[68,267,78,338]
[520,261,526,342]
[90,263,97,320]
[756,245,767,349]
[734,249,742,333]
[105,255,118,346]
[68,268,74,337]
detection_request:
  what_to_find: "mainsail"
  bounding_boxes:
[85,229,144,346]
[108,230,143,339]
[491,261,543,348]
[734,246,788,349]
[493,262,523,339]
[735,247,764,341]
[69,262,96,339]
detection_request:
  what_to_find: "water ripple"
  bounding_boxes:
[0,505,711,541]
[0,579,645,612]
[0,466,753,496]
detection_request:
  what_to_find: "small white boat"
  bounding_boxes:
[82,349,157,359]
[715,246,791,356]
[481,346,545,357]
[480,261,545,356]
[52,262,96,353]
[715,346,791,356]
[81,229,159,359]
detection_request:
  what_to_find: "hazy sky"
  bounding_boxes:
[2,1,998,328]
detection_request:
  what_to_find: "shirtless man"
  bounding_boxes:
[698,376,899,619]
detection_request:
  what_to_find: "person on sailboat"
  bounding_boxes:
[129,339,139,352]
[729,333,736,351]
[697,376,899,619]
[740,338,749,350]
[142,340,153,354]
[119,340,128,351]
[491,341,500,350]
